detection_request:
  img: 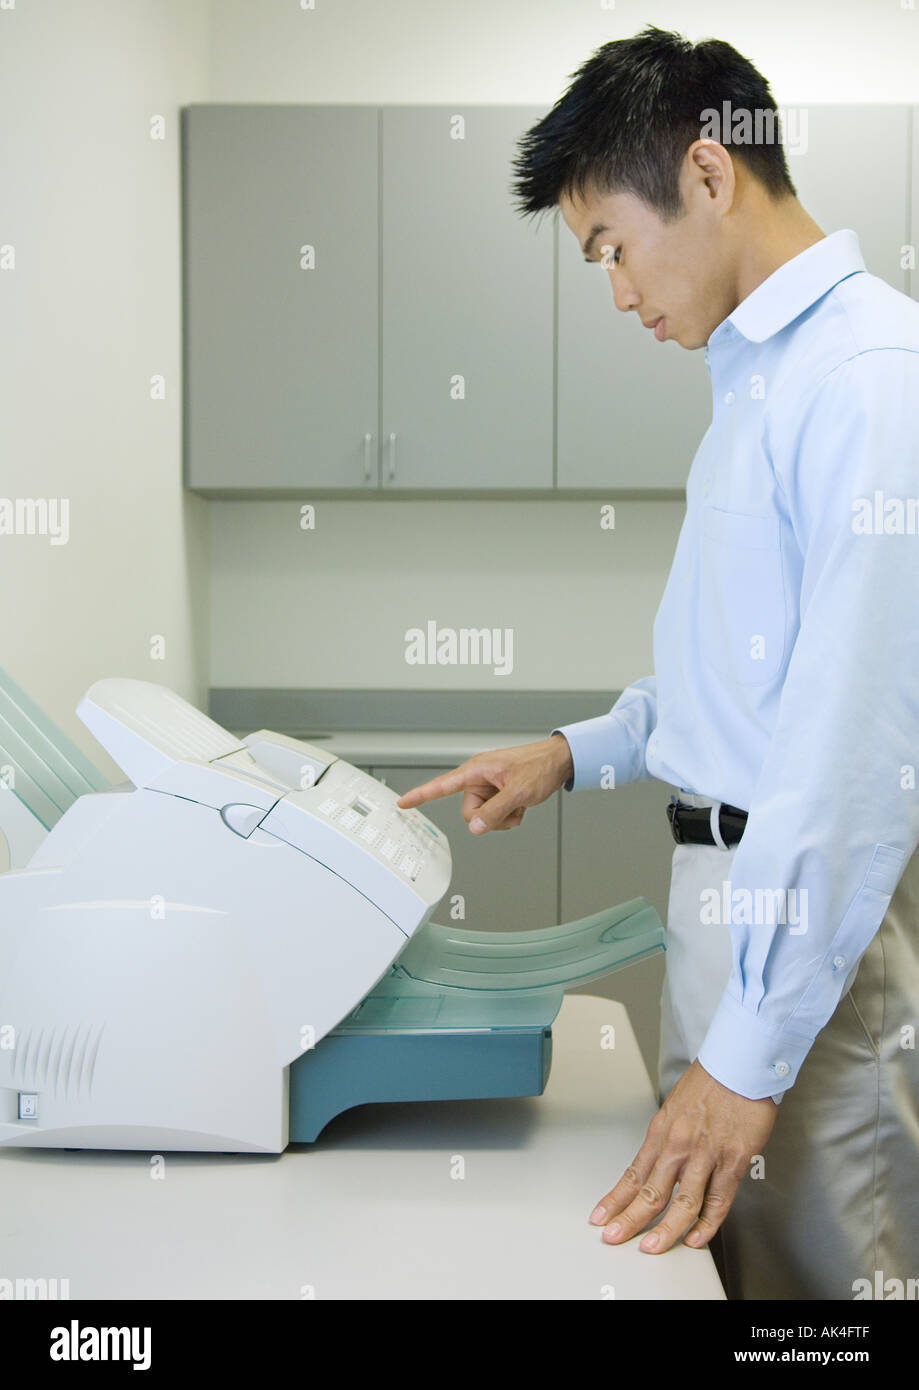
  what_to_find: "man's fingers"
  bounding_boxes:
[461,788,488,822]
[682,1169,742,1249]
[597,1155,684,1245]
[592,1155,743,1254]
[395,764,476,809]
[394,745,542,832]
[396,765,528,833]
[468,789,528,833]
[587,1139,664,1231]
[588,1061,777,1254]
[479,806,526,831]
[635,1157,714,1253]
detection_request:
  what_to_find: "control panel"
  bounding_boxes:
[313,763,447,884]
[257,753,453,933]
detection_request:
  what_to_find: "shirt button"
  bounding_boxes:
[724,390,735,405]
[772,1060,791,1078]
[833,955,847,970]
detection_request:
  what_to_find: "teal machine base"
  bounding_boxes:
[290,897,664,1142]
[290,1027,555,1143]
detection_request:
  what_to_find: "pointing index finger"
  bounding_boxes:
[395,765,472,809]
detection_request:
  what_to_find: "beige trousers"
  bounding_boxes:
[658,792,919,1301]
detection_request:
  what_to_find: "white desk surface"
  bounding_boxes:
[0,995,724,1301]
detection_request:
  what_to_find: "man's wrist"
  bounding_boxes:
[548,732,574,787]
[698,990,812,1099]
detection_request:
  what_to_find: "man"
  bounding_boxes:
[396,26,919,1300]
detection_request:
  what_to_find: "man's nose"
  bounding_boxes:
[607,270,638,314]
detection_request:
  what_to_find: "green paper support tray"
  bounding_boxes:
[289,897,664,1141]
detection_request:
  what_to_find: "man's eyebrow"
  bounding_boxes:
[582,224,613,261]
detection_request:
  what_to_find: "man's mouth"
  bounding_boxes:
[643,316,666,342]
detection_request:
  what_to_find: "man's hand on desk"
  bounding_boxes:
[589,1059,778,1253]
[395,733,574,831]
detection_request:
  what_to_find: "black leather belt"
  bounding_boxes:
[667,796,748,847]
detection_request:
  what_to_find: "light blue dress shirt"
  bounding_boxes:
[553,229,919,1100]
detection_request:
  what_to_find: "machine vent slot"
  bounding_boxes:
[11,1022,105,1100]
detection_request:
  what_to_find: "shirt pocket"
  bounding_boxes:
[699,505,787,685]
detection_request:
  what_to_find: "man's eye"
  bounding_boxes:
[599,244,620,268]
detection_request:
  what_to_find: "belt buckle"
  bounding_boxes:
[666,799,684,845]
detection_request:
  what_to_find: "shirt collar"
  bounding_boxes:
[712,228,866,346]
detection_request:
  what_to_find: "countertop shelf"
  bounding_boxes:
[0,996,723,1300]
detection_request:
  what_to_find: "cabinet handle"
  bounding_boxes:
[363,433,373,483]
[388,432,397,482]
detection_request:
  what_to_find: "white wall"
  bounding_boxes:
[205,0,919,693]
[209,499,678,689]
[206,0,919,105]
[0,0,211,776]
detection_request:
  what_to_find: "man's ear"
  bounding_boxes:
[685,138,735,210]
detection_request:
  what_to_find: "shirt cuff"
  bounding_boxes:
[549,715,642,791]
[696,990,815,1100]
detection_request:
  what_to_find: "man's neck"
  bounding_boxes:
[732,199,827,305]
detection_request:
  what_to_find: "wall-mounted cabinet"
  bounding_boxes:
[183,104,553,494]
[183,103,916,497]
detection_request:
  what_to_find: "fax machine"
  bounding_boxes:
[0,672,664,1153]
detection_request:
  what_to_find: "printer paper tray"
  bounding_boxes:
[394,895,664,993]
[335,896,664,1033]
[290,897,664,1142]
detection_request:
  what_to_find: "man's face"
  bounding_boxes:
[558,173,737,351]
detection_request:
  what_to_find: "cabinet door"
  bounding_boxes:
[381,107,554,490]
[183,106,379,492]
[372,766,559,930]
[559,779,676,1087]
[787,105,910,294]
